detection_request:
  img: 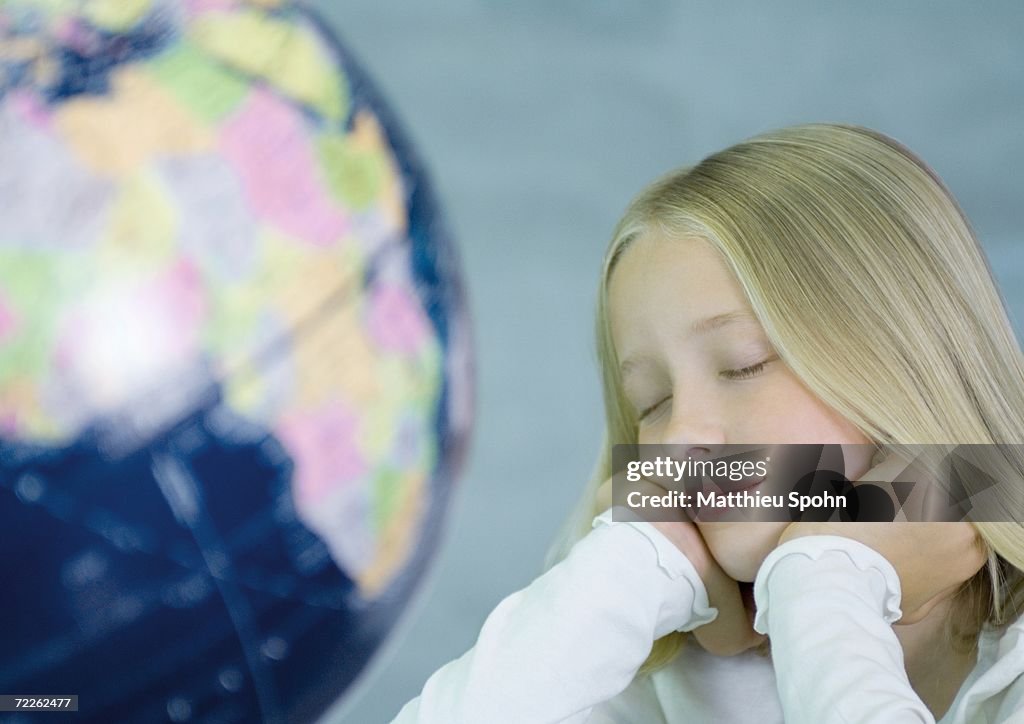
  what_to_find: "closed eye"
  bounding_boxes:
[636,356,777,420]
[637,396,670,421]
[720,357,776,381]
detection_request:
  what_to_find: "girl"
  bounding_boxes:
[392,124,1024,723]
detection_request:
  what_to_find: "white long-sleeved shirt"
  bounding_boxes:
[391,509,1024,723]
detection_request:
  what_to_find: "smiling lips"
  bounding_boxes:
[692,473,768,522]
[737,474,767,492]
[704,472,766,496]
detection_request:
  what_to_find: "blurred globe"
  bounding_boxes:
[0,1,472,722]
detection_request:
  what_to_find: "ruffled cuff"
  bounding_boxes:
[592,507,718,632]
[752,534,903,635]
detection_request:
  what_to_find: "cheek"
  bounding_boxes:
[696,522,788,582]
[715,379,821,444]
[749,377,871,448]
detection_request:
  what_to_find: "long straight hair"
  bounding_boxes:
[547,123,1024,673]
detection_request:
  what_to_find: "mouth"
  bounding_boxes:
[734,474,766,493]
[702,470,767,496]
[693,474,767,522]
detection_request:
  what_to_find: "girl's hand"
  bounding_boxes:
[776,452,988,624]
[597,477,766,655]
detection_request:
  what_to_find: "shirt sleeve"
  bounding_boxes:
[752,535,934,724]
[390,507,717,724]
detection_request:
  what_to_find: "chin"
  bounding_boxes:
[697,522,788,583]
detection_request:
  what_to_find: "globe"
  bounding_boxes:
[0,2,472,722]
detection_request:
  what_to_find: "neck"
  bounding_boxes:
[893,596,979,720]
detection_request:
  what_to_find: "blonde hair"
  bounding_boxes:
[546,123,1024,674]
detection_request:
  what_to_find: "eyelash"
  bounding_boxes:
[636,360,772,420]
[720,360,768,381]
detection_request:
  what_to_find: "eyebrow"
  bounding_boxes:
[689,310,757,336]
[618,310,759,376]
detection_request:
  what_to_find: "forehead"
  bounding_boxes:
[607,232,751,325]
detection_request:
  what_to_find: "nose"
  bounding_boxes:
[658,387,726,452]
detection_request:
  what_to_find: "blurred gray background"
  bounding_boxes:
[307,1,1024,722]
